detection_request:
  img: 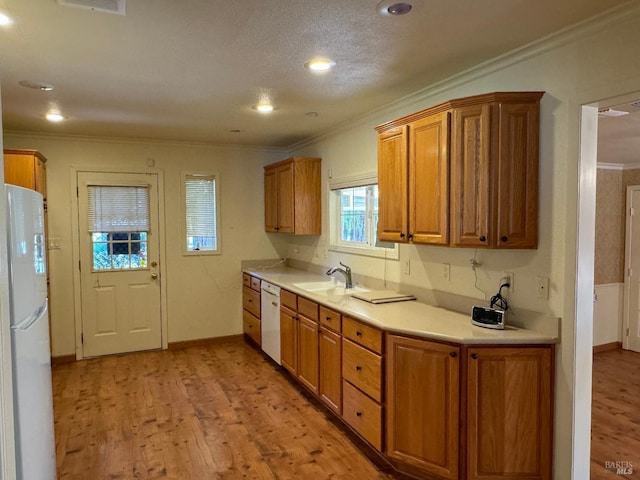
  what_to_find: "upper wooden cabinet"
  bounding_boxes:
[4,149,48,203]
[450,96,541,248]
[376,92,543,249]
[378,112,450,245]
[264,157,321,235]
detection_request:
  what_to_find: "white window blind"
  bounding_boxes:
[87,185,150,233]
[185,174,217,251]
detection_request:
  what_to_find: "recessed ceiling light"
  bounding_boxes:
[253,104,274,113]
[46,113,65,122]
[19,80,55,91]
[305,112,319,117]
[0,12,13,26]
[304,58,336,73]
[377,0,421,16]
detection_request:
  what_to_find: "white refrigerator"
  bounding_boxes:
[6,184,57,479]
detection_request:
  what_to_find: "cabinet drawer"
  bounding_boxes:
[343,339,382,402]
[242,273,251,288]
[243,310,261,345]
[242,286,260,318]
[298,296,319,322]
[281,289,297,310]
[250,276,261,292]
[319,305,341,333]
[343,380,383,451]
[343,317,383,354]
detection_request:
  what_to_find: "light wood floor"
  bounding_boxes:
[52,338,399,480]
[591,349,640,479]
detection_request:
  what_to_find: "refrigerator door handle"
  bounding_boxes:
[11,299,48,332]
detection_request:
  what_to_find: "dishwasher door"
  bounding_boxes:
[260,281,281,364]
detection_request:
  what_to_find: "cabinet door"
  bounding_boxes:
[377,125,409,243]
[297,315,319,394]
[386,335,460,480]
[467,347,552,480]
[450,104,492,247]
[495,102,539,248]
[4,152,38,190]
[410,112,450,245]
[242,310,261,345]
[319,327,342,414]
[280,306,298,375]
[276,163,295,234]
[264,166,279,232]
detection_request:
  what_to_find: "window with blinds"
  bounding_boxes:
[184,173,220,254]
[87,185,150,270]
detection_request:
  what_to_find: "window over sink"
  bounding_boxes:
[329,173,398,259]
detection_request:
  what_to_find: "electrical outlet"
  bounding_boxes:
[403,258,411,275]
[443,263,450,281]
[503,271,514,292]
[536,276,549,300]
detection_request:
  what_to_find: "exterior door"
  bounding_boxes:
[77,172,162,357]
[624,185,640,352]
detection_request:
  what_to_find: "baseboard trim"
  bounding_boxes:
[51,354,76,366]
[168,334,244,350]
[593,342,622,354]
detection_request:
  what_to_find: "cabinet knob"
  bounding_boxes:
[325,316,331,321]
[479,236,486,242]
[248,299,252,303]
[292,315,296,320]
[471,353,479,359]
[356,331,362,337]
[356,411,362,417]
[408,233,414,240]
[501,236,508,242]
[449,351,457,358]
[355,365,362,372]
[399,233,405,239]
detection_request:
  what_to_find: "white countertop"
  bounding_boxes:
[244,267,558,345]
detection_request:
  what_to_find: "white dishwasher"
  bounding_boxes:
[260,281,281,364]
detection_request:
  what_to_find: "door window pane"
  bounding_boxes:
[92,232,148,270]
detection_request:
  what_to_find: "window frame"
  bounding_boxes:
[328,173,399,260]
[182,171,221,256]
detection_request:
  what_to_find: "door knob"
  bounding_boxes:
[151,273,158,279]
[151,261,158,267]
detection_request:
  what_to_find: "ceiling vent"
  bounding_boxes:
[598,108,629,117]
[57,0,125,15]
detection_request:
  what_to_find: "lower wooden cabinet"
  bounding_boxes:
[386,335,460,480]
[297,315,319,394]
[319,327,342,414]
[280,305,298,375]
[466,347,553,480]
[343,380,383,451]
[242,310,261,345]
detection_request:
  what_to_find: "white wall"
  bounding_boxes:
[593,283,623,346]
[2,134,286,356]
[284,5,640,479]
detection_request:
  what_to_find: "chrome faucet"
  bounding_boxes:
[326,262,353,288]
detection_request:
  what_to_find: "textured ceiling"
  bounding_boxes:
[0,0,634,148]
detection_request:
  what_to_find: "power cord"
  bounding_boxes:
[490,282,510,311]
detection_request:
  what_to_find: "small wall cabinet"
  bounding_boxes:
[264,157,321,235]
[375,92,543,249]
